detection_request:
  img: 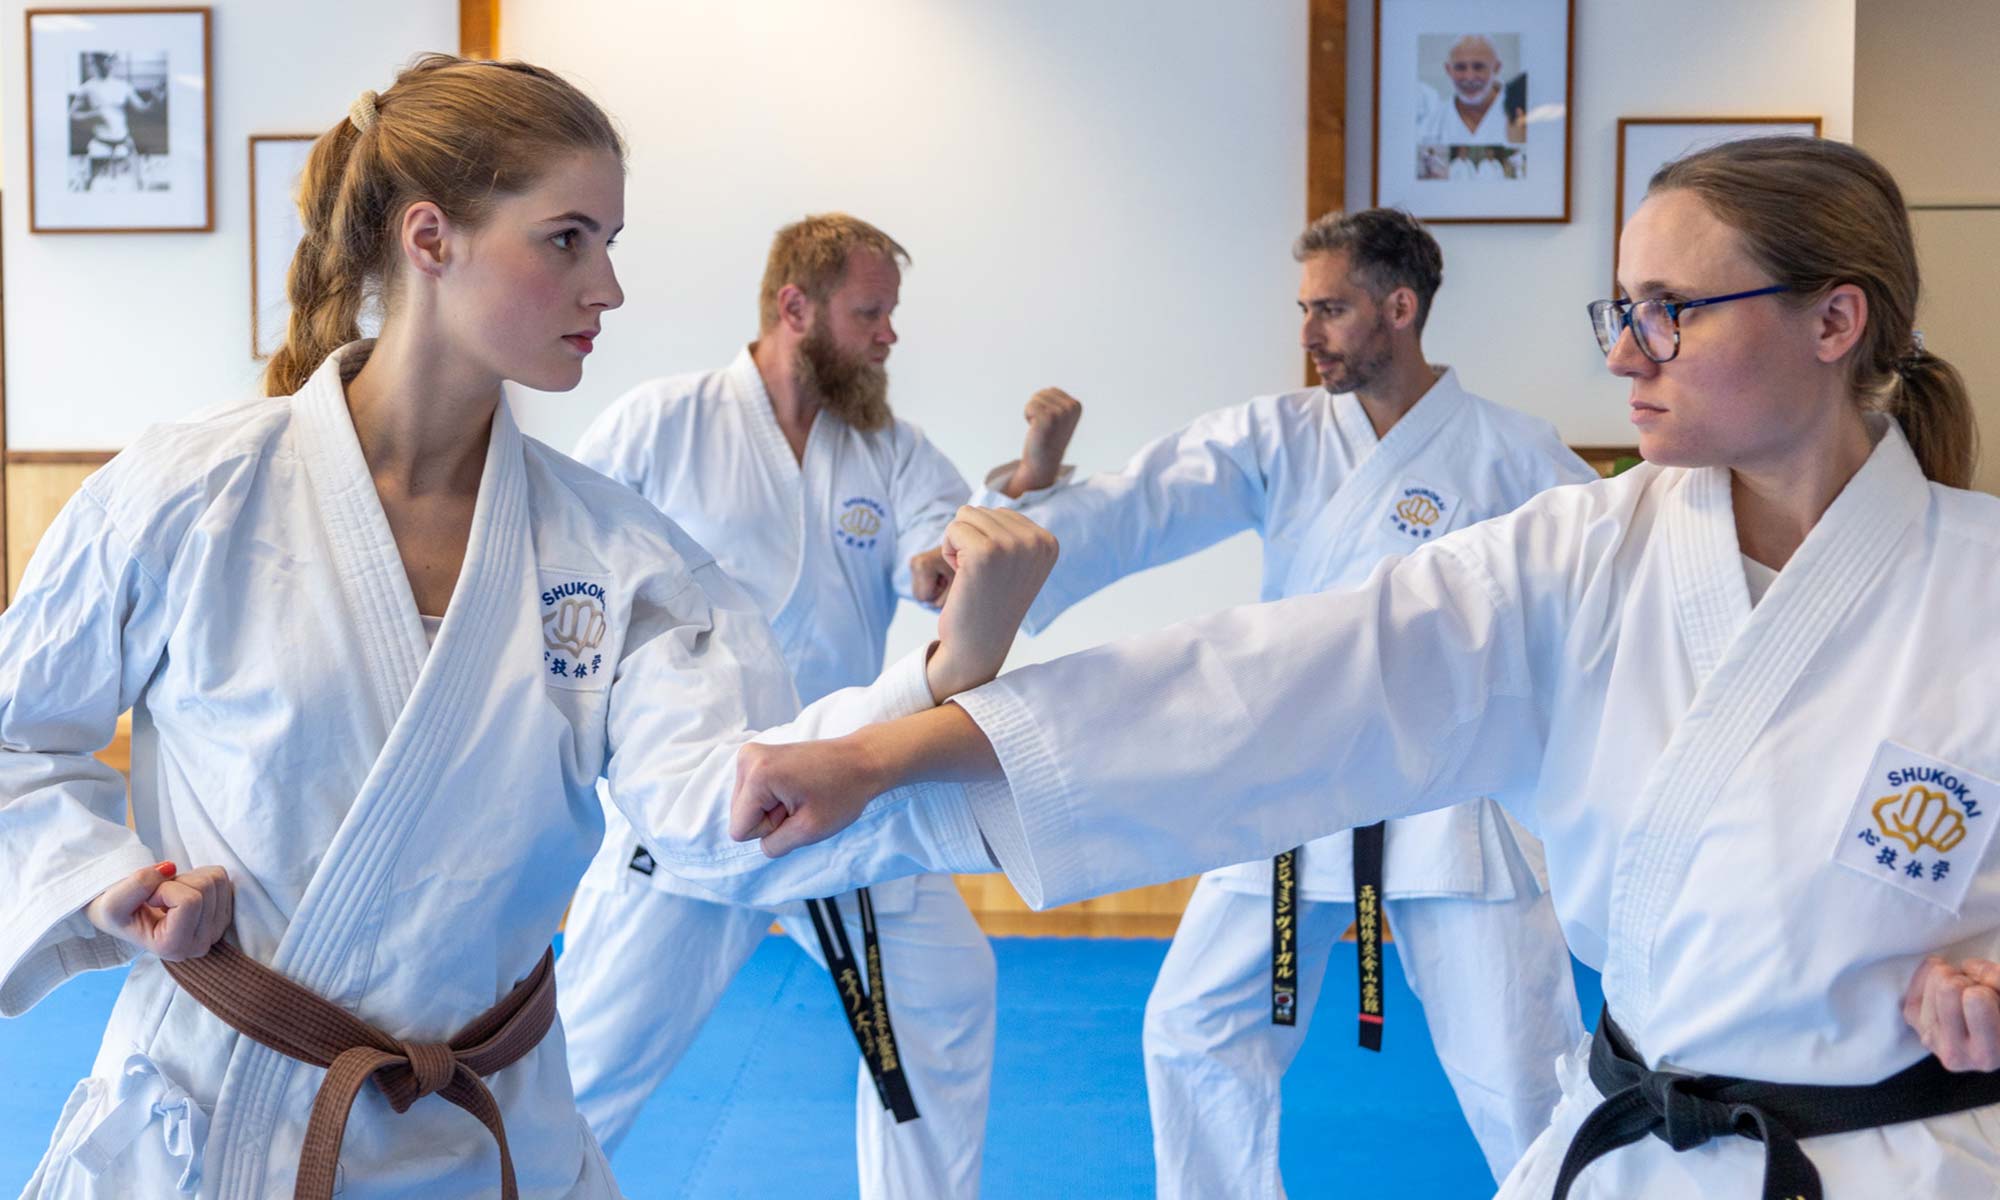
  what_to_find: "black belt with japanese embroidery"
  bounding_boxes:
[805,887,919,1123]
[1552,1004,2000,1200]
[1271,822,1387,1049]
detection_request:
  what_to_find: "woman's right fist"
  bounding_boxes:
[85,861,234,961]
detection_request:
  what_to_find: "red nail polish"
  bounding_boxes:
[155,861,177,878]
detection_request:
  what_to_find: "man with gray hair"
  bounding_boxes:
[958,207,1590,1194]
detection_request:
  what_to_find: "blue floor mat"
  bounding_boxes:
[1,936,1602,1198]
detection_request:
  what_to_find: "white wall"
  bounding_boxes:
[1,0,458,449]
[507,0,1857,667]
[1347,0,1855,445]
[503,0,1305,665]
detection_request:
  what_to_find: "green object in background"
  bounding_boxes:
[1611,455,1643,476]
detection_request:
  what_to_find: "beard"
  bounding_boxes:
[1315,318,1396,394]
[796,320,891,432]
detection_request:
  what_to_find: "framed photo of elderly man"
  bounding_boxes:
[24,7,214,233]
[1613,117,1822,292]
[1372,0,1574,223]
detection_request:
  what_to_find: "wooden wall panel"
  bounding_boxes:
[6,458,106,602]
[956,875,1198,938]
[460,0,501,59]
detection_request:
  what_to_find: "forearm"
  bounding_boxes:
[858,702,1004,790]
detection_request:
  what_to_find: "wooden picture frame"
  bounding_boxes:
[25,6,214,233]
[1612,116,1822,292]
[249,134,317,358]
[1371,0,1574,223]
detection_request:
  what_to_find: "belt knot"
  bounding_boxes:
[1638,1071,1743,1151]
[398,1041,457,1102]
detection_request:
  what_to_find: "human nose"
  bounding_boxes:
[587,256,624,311]
[1604,318,1654,379]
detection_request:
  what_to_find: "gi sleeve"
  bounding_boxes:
[950,490,1589,909]
[602,556,991,907]
[0,488,174,1015]
[886,423,973,606]
[971,399,1277,634]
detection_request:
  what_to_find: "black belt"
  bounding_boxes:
[1270,823,1387,1049]
[805,888,919,1123]
[1352,822,1386,1050]
[1552,1005,2000,1200]
[1271,850,1299,1025]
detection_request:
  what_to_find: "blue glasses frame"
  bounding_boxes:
[1588,284,1791,363]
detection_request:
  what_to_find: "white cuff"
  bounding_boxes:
[974,461,1076,509]
[949,682,1087,911]
[0,847,153,1017]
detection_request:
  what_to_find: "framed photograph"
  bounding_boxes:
[1613,116,1822,291]
[250,134,317,358]
[25,7,213,233]
[1372,0,1574,223]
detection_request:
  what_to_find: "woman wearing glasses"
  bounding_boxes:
[731,135,2000,1198]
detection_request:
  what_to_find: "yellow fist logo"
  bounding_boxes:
[839,506,882,538]
[1874,785,1968,854]
[1395,495,1441,527]
[544,597,608,660]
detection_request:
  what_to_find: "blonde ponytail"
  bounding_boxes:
[261,54,623,396]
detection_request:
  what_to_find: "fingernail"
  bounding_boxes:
[154,861,177,878]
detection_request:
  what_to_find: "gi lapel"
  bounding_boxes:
[730,349,826,648]
[1603,425,1931,1036]
[1280,369,1470,597]
[209,344,536,1197]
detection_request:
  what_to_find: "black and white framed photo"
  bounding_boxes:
[25,7,213,232]
[250,134,317,358]
[1613,116,1821,290]
[1371,0,1574,223]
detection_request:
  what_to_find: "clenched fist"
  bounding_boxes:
[909,547,954,607]
[924,506,1059,702]
[732,737,883,857]
[1905,955,2000,1071]
[1001,388,1083,498]
[85,861,234,962]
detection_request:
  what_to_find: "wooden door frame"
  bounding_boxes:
[1306,0,1346,385]
[461,0,499,59]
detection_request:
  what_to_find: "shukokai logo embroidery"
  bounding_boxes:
[1836,741,1997,912]
[836,497,887,550]
[1874,785,1969,854]
[541,578,609,682]
[1389,486,1448,539]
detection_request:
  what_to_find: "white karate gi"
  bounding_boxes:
[946,417,2000,1197]
[1417,85,1513,144]
[556,348,992,1199]
[980,369,1593,1189]
[0,344,991,1199]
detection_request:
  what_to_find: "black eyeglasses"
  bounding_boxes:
[1588,284,1791,363]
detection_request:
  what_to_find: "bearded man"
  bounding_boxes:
[558,214,995,1199]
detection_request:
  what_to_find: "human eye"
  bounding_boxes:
[550,228,578,251]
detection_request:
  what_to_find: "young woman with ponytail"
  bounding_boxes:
[730,136,2000,1198]
[0,54,1054,1199]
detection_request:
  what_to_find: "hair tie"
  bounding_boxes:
[349,89,379,134]
[1894,331,1929,382]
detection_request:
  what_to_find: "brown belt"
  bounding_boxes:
[163,939,557,1200]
